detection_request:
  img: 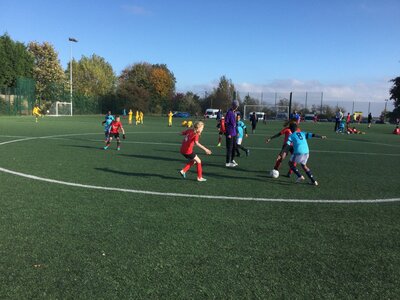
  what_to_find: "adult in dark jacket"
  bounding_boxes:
[225,100,239,167]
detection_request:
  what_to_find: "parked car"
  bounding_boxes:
[173,112,190,118]
[204,109,220,119]
[248,111,265,120]
[304,114,315,122]
[276,112,288,120]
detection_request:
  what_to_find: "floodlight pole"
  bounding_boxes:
[69,37,78,115]
[384,99,389,122]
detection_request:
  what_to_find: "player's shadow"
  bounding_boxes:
[153,149,226,158]
[255,174,293,186]
[119,153,182,163]
[95,167,180,180]
[65,144,104,150]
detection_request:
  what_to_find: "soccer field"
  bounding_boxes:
[0,115,399,298]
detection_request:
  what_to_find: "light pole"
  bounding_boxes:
[384,99,389,122]
[68,37,78,115]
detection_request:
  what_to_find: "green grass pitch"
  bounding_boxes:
[0,115,399,298]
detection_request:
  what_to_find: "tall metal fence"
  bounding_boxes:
[235,91,391,118]
[0,79,105,116]
[0,78,36,115]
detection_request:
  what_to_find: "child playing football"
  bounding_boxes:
[236,114,250,157]
[135,110,139,125]
[33,104,42,123]
[284,123,327,186]
[179,121,212,182]
[216,116,225,147]
[168,111,173,127]
[104,115,126,151]
[128,109,133,125]
[266,121,300,177]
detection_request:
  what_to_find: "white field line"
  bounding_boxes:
[0,134,399,203]
[42,136,400,157]
[0,166,399,204]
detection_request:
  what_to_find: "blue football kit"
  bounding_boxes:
[287,131,313,154]
[237,120,246,139]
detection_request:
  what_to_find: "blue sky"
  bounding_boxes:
[1,0,399,107]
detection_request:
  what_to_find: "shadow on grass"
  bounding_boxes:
[152,148,226,158]
[65,144,105,150]
[119,153,182,163]
[95,167,180,180]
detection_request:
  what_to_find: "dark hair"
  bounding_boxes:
[289,122,297,132]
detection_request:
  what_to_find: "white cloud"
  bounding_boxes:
[179,78,393,115]
[184,78,391,102]
[121,5,151,16]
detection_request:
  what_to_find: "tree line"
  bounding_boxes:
[1,33,399,121]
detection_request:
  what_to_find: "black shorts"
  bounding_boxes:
[110,132,120,139]
[279,144,293,156]
[182,152,196,160]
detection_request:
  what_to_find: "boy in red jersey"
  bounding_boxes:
[265,121,300,177]
[216,116,225,146]
[104,115,126,151]
[179,121,212,182]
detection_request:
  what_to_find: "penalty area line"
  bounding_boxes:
[0,166,399,204]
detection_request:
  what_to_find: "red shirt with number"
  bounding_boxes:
[110,121,123,134]
[180,129,199,155]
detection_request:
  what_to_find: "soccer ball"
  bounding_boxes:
[270,169,279,178]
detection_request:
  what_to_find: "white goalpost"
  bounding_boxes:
[47,101,73,116]
[243,104,289,120]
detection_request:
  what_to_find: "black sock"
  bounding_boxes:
[291,166,302,177]
[306,170,315,183]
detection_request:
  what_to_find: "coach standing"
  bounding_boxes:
[225,100,239,167]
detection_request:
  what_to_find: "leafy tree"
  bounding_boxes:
[149,65,175,98]
[0,33,34,87]
[210,76,236,111]
[388,77,400,121]
[242,94,258,106]
[28,41,66,100]
[66,54,116,98]
[172,92,201,115]
[117,62,176,113]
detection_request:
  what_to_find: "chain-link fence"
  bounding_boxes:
[234,91,390,119]
[1,80,393,118]
[0,78,36,115]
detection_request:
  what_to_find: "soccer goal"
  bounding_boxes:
[243,105,289,120]
[47,101,73,116]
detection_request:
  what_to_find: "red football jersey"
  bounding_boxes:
[180,129,199,154]
[280,127,301,144]
[110,121,123,134]
[219,119,226,133]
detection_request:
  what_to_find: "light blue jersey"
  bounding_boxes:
[105,114,114,122]
[104,118,113,132]
[237,120,246,139]
[287,131,313,154]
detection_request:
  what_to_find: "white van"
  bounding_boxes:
[205,109,220,119]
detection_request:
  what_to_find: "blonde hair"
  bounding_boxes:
[193,121,204,133]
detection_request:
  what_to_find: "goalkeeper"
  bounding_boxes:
[104,115,126,151]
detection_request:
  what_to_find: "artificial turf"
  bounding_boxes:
[0,115,399,298]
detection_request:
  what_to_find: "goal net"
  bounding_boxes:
[243,105,289,120]
[47,101,73,116]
